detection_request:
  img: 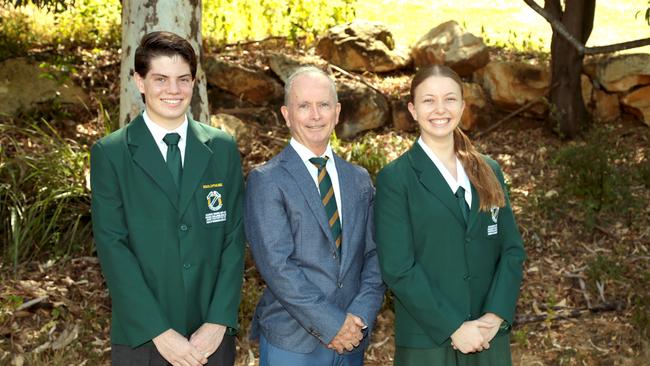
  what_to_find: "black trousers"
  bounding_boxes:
[111,335,236,366]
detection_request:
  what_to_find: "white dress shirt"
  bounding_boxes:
[142,111,188,166]
[418,137,472,208]
[290,138,343,225]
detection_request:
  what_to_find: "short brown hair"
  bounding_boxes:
[134,31,197,80]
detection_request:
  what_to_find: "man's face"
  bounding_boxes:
[134,55,194,129]
[281,73,341,156]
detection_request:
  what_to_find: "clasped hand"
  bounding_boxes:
[450,313,502,354]
[153,323,226,366]
[327,313,366,354]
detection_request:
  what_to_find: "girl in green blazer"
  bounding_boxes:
[375,65,526,366]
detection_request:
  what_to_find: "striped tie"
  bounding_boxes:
[309,157,342,249]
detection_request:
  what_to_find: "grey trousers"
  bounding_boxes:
[111,335,236,366]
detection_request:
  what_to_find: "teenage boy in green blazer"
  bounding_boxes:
[90,31,244,366]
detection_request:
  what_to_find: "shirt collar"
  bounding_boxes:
[142,110,188,144]
[290,138,334,165]
[417,137,471,194]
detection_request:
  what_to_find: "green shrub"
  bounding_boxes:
[0,7,37,60]
[0,121,92,268]
[552,126,636,227]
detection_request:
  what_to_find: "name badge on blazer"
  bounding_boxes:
[203,183,227,224]
[487,206,499,236]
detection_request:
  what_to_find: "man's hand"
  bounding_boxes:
[153,329,207,366]
[450,320,492,354]
[189,323,227,359]
[477,313,502,344]
[327,313,365,354]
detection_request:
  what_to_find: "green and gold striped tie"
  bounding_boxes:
[309,157,342,249]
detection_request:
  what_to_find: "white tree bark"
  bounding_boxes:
[120,0,209,127]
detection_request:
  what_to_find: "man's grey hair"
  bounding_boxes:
[283,66,338,106]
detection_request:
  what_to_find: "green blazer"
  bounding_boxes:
[375,142,526,349]
[90,114,245,347]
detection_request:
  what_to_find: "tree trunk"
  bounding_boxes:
[120,0,209,127]
[546,0,595,138]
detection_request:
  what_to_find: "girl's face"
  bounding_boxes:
[408,75,465,145]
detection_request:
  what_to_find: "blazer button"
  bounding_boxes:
[183,263,191,269]
[332,252,337,259]
[338,282,343,288]
[180,224,188,231]
[463,274,470,281]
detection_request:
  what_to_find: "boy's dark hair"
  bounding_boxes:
[134,31,197,80]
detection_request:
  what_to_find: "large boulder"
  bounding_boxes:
[411,20,489,77]
[461,83,489,130]
[620,85,650,126]
[337,79,389,139]
[316,21,410,73]
[581,74,593,109]
[0,58,88,116]
[477,61,550,114]
[390,95,415,132]
[209,113,250,141]
[268,53,326,84]
[592,54,650,93]
[204,56,282,105]
[592,89,620,123]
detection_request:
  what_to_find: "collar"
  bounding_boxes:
[417,137,471,194]
[142,111,188,145]
[290,138,335,165]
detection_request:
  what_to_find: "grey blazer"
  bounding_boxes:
[244,145,385,353]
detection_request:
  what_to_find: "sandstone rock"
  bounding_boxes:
[204,56,282,105]
[390,95,415,132]
[0,58,88,116]
[209,113,249,141]
[411,20,489,77]
[593,89,620,123]
[594,54,650,92]
[477,61,549,114]
[581,74,593,109]
[337,80,389,139]
[316,21,410,73]
[620,85,650,126]
[461,83,489,130]
[268,53,326,84]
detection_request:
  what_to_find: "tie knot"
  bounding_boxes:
[163,133,181,146]
[455,186,465,198]
[309,156,329,170]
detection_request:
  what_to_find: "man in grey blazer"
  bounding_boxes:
[244,66,385,366]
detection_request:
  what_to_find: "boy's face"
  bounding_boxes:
[135,55,194,129]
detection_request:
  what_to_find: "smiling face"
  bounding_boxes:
[408,75,465,146]
[281,72,341,156]
[134,55,194,130]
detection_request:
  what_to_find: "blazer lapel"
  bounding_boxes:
[466,184,481,232]
[178,119,212,218]
[127,115,179,210]
[334,154,356,274]
[280,146,336,250]
[407,143,465,226]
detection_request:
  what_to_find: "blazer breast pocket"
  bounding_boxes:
[197,182,228,228]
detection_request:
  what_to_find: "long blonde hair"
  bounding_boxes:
[410,65,506,210]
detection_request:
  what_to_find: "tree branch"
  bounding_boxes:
[523,0,650,55]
